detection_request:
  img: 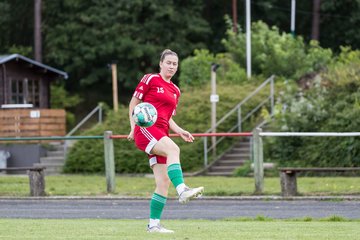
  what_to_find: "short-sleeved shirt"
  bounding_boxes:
[132,73,181,165]
[133,73,181,130]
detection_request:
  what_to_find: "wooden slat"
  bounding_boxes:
[39,118,66,124]
[0,109,66,139]
[40,130,66,136]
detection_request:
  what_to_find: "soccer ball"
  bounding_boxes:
[132,102,158,127]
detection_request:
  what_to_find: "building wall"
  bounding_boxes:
[0,65,4,104]
[1,62,52,108]
[0,144,46,174]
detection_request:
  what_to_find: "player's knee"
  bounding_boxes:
[166,144,180,156]
[157,176,171,189]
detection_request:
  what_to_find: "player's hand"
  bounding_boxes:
[127,129,134,141]
[179,130,194,143]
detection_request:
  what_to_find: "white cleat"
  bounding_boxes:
[178,186,204,204]
[147,224,174,233]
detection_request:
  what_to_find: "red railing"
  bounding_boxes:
[110,132,252,139]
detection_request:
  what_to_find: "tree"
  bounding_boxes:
[0,0,33,55]
[311,0,321,41]
[320,1,360,50]
[43,0,210,107]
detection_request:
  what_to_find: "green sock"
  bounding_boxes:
[167,163,184,188]
[150,193,167,219]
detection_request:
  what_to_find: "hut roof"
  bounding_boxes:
[0,54,68,79]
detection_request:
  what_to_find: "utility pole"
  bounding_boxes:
[232,0,238,33]
[312,0,321,41]
[34,0,42,62]
[111,63,118,112]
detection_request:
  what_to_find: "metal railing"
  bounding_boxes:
[1,130,358,195]
[203,75,275,166]
[252,129,360,194]
[64,103,104,155]
[66,103,103,137]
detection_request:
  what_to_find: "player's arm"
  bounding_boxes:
[169,117,194,143]
[127,97,141,141]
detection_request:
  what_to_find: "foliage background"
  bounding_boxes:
[265,48,360,168]
[64,20,360,173]
[1,0,360,115]
[64,81,271,173]
[0,1,360,173]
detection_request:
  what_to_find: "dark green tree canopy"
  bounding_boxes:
[44,0,210,94]
[1,0,360,109]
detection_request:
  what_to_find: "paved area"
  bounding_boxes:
[0,197,359,219]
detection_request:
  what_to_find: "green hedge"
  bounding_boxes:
[64,21,350,173]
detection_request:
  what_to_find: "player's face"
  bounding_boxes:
[160,55,178,80]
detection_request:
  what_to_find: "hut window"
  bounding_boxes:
[10,78,40,107]
[11,78,24,104]
[28,79,40,107]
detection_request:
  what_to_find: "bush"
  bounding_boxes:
[265,48,360,168]
[179,49,247,87]
[222,20,333,80]
[50,83,82,129]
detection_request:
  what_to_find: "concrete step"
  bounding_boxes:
[221,156,251,161]
[206,138,251,175]
[230,146,250,150]
[230,149,250,154]
[222,153,250,158]
[40,142,66,175]
[233,142,251,147]
[214,159,247,166]
[40,156,65,165]
[47,142,65,151]
[209,166,238,172]
[38,142,66,175]
[46,151,64,157]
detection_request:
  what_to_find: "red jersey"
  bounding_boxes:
[133,73,181,130]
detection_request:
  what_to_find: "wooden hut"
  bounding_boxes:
[0,54,68,171]
[0,54,68,138]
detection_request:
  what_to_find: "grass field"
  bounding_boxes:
[0,175,359,197]
[0,218,359,240]
[0,175,359,239]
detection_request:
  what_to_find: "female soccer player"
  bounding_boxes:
[127,49,204,233]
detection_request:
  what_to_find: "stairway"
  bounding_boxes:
[34,142,65,175]
[206,138,251,176]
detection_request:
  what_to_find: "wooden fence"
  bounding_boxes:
[0,109,66,140]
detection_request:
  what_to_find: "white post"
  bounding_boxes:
[253,128,264,194]
[104,131,116,193]
[203,137,208,167]
[210,64,220,161]
[237,107,242,133]
[270,76,275,116]
[291,0,296,37]
[246,0,251,78]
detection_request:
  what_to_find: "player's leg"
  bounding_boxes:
[151,136,204,204]
[147,162,173,233]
